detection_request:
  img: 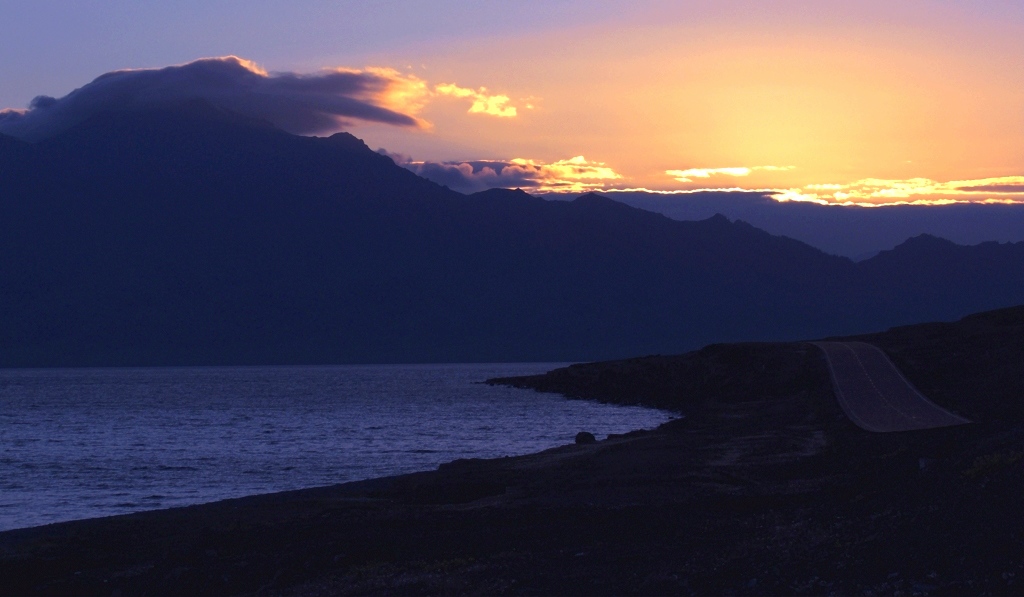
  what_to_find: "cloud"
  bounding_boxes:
[779,175,1024,206]
[666,165,794,183]
[381,152,621,194]
[962,185,1024,194]
[434,83,518,117]
[0,56,435,141]
[602,187,787,195]
[657,168,1024,206]
[383,150,1024,206]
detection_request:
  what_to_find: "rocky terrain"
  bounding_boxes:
[2,305,1023,595]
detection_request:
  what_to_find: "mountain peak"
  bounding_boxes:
[470,187,536,200]
[571,192,624,209]
[890,233,959,253]
[904,233,955,245]
[320,132,373,153]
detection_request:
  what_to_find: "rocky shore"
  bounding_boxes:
[2,306,1023,595]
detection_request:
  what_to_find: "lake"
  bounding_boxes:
[0,363,673,531]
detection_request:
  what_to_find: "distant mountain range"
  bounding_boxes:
[2,102,1023,366]
[542,191,1024,260]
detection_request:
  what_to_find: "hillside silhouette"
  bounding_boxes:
[490,304,1024,426]
[2,102,1024,366]
[5,304,1024,594]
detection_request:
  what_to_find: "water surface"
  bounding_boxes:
[0,363,673,531]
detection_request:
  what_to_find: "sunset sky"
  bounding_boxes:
[2,0,1023,204]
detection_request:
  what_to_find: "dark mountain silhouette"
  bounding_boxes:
[587,190,1024,259]
[858,234,1024,319]
[2,103,1024,366]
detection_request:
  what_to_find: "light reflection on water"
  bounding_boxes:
[0,363,673,531]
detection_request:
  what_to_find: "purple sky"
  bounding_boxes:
[2,1,1023,204]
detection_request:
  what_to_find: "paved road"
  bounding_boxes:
[813,341,971,432]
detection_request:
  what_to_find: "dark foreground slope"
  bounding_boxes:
[3,306,1024,595]
[3,104,1024,365]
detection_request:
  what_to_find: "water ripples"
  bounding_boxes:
[0,363,673,531]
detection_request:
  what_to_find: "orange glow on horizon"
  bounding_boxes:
[350,4,1024,204]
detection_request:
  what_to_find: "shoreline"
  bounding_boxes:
[3,307,1024,594]
[0,420,677,536]
[0,361,671,535]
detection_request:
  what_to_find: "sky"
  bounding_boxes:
[1,0,1023,205]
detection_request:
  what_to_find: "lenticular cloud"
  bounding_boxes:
[0,56,424,142]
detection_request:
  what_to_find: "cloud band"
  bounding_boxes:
[0,56,524,142]
[380,152,621,194]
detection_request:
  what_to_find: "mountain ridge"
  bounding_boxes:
[1,105,1023,366]
[582,190,1024,258]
